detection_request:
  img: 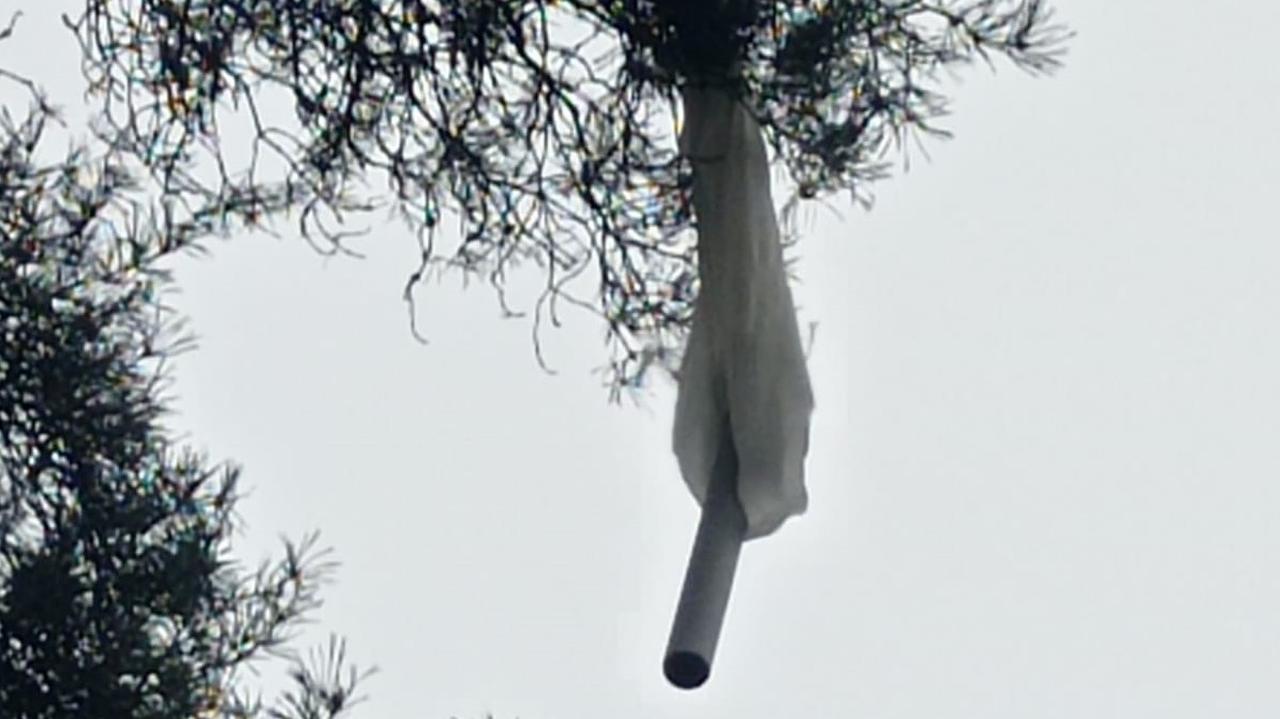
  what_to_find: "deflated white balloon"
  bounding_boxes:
[672,85,814,540]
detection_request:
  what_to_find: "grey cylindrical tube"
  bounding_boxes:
[664,429,746,689]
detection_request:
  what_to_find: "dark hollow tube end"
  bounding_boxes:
[664,651,711,689]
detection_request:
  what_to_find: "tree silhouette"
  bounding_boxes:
[0,40,368,718]
[67,0,1069,393]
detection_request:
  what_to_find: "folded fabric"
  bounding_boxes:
[672,84,815,540]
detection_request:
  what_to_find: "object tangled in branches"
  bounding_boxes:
[69,0,1069,393]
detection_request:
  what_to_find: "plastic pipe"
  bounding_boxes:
[663,429,746,689]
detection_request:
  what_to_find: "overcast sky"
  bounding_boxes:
[6,0,1280,717]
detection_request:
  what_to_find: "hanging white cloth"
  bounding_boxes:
[672,84,815,540]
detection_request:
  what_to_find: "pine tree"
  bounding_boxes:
[67,0,1069,391]
[1,45,368,719]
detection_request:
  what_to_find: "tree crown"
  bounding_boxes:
[70,0,1069,392]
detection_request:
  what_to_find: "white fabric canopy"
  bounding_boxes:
[672,85,815,540]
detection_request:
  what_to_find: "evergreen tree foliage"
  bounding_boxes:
[0,41,367,719]
[68,0,1068,390]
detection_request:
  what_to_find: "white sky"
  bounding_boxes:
[6,0,1280,717]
